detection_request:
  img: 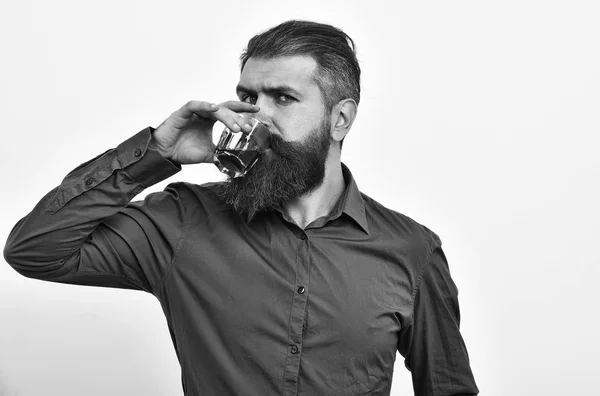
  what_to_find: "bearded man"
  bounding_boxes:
[4,20,478,396]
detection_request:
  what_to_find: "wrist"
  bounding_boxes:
[149,130,179,166]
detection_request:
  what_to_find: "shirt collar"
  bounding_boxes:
[245,163,370,235]
[333,163,370,234]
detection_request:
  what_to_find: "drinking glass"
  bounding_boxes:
[213,115,271,178]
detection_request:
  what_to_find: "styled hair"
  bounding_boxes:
[240,20,361,112]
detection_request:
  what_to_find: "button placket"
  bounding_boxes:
[282,232,312,396]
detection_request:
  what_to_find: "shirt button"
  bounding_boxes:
[85,178,94,186]
[300,233,307,240]
[134,148,142,157]
[297,286,305,294]
[291,345,299,354]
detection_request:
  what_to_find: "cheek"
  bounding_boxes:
[273,112,325,141]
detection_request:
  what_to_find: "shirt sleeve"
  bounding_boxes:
[397,237,479,395]
[3,127,186,296]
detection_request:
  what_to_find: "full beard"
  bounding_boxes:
[217,118,332,218]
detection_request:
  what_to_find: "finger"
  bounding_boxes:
[219,100,260,114]
[213,102,260,132]
[177,100,219,120]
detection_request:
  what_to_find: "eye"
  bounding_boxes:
[241,95,257,104]
[276,94,295,104]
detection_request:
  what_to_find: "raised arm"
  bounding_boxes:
[3,100,260,296]
[3,127,183,294]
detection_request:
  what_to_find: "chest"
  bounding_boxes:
[165,223,416,354]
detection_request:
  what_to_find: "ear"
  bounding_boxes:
[330,99,358,143]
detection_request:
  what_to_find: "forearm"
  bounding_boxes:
[3,127,181,279]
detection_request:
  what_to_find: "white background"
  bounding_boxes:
[1,1,599,395]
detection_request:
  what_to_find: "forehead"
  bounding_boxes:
[238,55,320,93]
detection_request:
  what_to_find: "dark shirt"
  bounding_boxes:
[4,127,478,396]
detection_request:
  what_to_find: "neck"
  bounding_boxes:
[282,149,345,229]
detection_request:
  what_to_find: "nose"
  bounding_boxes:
[253,96,272,128]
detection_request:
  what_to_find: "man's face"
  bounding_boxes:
[217,55,333,217]
[236,55,328,142]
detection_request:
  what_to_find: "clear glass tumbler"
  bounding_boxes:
[213,116,271,178]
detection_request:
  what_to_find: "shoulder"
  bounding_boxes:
[134,180,230,219]
[165,180,226,198]
[361,191,441,260]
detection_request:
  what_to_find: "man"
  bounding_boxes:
[4,20,478,396]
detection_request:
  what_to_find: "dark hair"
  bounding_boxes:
[240,20,361,112]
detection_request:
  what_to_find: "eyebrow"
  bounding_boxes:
[236,84,303,98]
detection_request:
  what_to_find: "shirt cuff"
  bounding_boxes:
[117,127,182,188]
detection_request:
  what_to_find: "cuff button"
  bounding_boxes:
[134,148,142,157]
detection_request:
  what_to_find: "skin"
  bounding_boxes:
[152,55,358,228]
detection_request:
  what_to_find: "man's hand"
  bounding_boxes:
[152,100,260,165]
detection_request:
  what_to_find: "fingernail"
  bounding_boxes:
[244,124,252,131]
[232,123,240,131]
